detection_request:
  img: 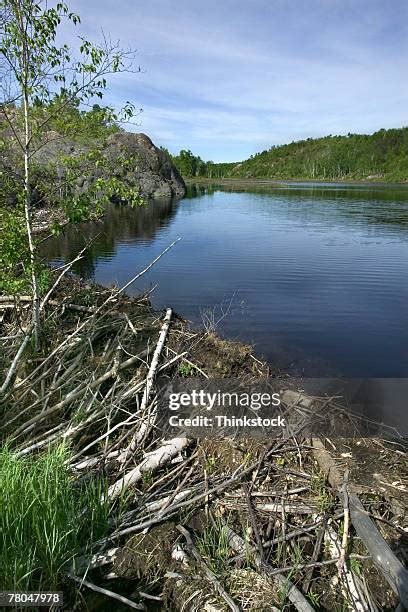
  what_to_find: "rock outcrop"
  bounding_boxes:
[105,132,185,199]
[2,124,186,201]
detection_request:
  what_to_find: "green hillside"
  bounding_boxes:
[171,127,408,182]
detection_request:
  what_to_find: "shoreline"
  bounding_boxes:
[1,271,407,609]
[185,176,408,188]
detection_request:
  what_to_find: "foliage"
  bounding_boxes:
[170,127,408,182]
[223,127,408,181]
[178,361,196,376]
[168,148,234,179]
[0,0,142,297]
[43,98,121,142]
[0,205,29,292]
[50,148,142,225]
[0,444,109,591]
[171,149,206,177]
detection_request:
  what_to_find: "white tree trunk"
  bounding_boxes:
[23,88,40,347]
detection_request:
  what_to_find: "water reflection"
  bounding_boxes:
[42,183,408,377]
[43,197,178,278]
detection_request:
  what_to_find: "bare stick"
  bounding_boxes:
[177,525,241,612]
[312,438,408,608]
[349,493,408,609]
[223,524,315,612]
[244,483,264,563]
[0,248,86,395]
[14,238,181,390]
[106,436,189,500]
[119,308,172,463]
[324,521,367,611]
[302,517,327,593]
[338,470,350,577]
[67,572,145,610]
[12,350,146,438]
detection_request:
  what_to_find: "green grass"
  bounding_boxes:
[196,517,232,575]
[178,361,196,376]
[0,444,109,591]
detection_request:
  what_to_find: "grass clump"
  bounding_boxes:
[196,517,231,575]
[0,444,109,591]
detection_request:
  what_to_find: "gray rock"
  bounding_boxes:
[105,132,185,199]
[32,131,185,201]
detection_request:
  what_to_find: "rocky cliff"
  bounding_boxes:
[105,132,186,199]
[30,131,186,201]
[0,110,186,202]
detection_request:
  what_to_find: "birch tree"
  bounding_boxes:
[0,0,140,346]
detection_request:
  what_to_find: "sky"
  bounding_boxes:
[64,0,408,162]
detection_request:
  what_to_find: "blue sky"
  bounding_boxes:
[66,0,408,162]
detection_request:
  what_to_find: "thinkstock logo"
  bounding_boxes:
[156,378,408,440]
[157,379,287,438]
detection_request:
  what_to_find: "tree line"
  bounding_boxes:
[160,147,234,178]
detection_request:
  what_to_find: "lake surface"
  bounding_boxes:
[43,182,408,377]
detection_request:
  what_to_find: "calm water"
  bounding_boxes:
[43,182,408,377]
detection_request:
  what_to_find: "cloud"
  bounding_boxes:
[63,0,408,161]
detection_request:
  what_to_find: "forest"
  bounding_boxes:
[169,127,408,182]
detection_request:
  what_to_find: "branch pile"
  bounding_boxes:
[0,277,406,611]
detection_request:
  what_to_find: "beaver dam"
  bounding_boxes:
[1,260,407,611]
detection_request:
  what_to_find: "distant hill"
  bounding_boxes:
[170,127,408,182]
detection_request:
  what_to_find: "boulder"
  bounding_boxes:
[105,132,185,199]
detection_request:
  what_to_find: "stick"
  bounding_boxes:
[119,308,172,463]
[302,517,327,593]
[1,248,86,395]
[223,524,315,612]
[177,525,241,612]
[312,438,408,608]
[67,572,145,610]
[106,436,189,500]
[324,521,367,611]
[98,453,271,544]
[243,483,264,563]
[14,238,181,391]
[12,350,147,438]
[72,548,119,573]
[338,470,350,576]
[349,493,408,609]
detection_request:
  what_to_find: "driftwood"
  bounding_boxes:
[2,264,406,611]
[12,349,148,439]
[349,493,408,608]
[119,307,173,463]
[0,249,86,395]
[107,436,189,500]
[324,521,368,611]
[337,470,350,577]
[12,238,181,394]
